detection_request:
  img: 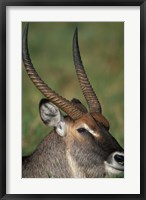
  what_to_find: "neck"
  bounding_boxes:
[23,130,73,178]
[44,131,72,178]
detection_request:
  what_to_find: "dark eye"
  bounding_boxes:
[77,127,90,135]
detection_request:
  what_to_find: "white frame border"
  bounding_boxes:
[6,6,140,194]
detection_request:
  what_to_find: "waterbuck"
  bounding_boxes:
[22,24,124,178]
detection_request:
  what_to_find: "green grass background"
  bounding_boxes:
[22,22,124,156]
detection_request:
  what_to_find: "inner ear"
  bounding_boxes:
[39,99,66,136]
[39,99,61,126]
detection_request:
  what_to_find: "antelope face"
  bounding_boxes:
[23,23,124,178]
[39,99,124,178]
[67,112,124,177]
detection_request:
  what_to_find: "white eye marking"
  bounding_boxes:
[81,124,100,138]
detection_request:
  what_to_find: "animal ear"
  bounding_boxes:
[39,99,66,136]
[71,98,88,113]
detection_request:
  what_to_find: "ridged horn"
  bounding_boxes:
[73,28,102,113]
[22,23,84,120]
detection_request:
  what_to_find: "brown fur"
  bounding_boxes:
[23,112,123,178]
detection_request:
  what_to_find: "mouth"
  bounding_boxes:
[104,161,124,171]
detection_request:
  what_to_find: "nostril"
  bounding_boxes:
[105,152,124,173]
[114,154,124,165]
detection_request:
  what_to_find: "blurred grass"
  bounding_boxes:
[22,22,124,156]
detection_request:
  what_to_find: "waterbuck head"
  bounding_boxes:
[22,24,124,178]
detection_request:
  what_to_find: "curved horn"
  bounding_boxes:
[73,28,102,113]
[22,23,84,120]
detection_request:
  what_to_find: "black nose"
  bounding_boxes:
[114,154,124,165]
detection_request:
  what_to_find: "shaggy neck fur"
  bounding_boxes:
[22,130,73,178]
